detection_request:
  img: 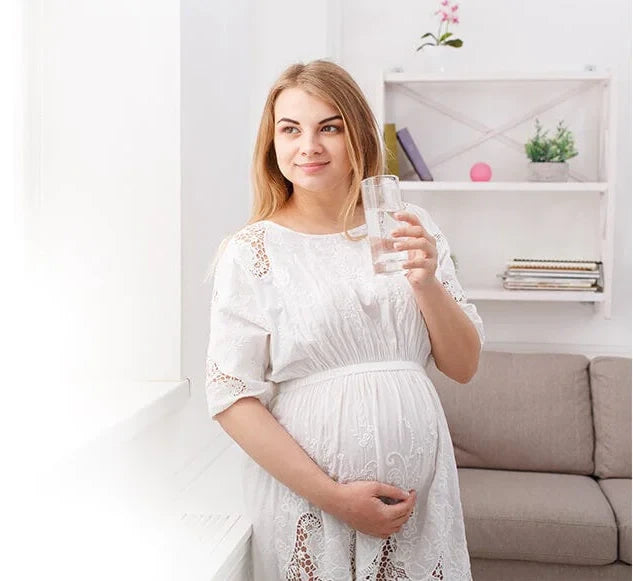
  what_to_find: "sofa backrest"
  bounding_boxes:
[426,351,594,474]
[590,356,632,479]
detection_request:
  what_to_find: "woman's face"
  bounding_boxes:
[273,87,352,196]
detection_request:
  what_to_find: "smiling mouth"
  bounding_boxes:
[298,162,329,167]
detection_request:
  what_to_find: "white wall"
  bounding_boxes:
[340,0,631,356]
[21,0,182,488]
[21,0,181,468]
[26,0,181,383]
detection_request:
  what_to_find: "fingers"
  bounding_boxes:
[393,231,436,258]
[390,500,416,535]
[383,492,416,526]
[393,236,436,255]
[387,493,415,517]
[396,491,418,518]
[393,211,433,243]
[392,224,427,238]
[375,484,412,502]
[393,211,419,227]
[368,483,418,539]
[385,510,414,537]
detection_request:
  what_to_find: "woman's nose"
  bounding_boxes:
[299,131,323,156]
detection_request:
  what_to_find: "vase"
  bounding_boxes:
[528,162,570,182]
[419,45,454,73]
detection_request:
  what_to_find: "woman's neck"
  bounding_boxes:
[271,196,365,234]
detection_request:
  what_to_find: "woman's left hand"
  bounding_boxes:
[391,211,438,292]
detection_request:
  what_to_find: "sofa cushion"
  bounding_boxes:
[470,558,633,581]
[599,478,632,564]
[590,356,632,478]
[458,468,617,565]
[427,351,594,473]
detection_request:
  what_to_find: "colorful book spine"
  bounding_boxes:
[383,123,399,177]
[507,259,601,271]
[396,127,433,181]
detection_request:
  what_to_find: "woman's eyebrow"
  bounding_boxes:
[276,115,343,125]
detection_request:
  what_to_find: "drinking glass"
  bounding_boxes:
[360,174,409,275]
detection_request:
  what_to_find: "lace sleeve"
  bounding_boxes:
[405,202,485,352]
[205,234,275,419]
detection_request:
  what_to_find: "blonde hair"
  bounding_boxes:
[204,59,384,284]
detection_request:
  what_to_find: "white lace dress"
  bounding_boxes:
[205,201,484,580]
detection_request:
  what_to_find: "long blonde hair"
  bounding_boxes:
[205,59,384,283]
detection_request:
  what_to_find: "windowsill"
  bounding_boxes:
[174,513,252,580]
[45,378,191,466]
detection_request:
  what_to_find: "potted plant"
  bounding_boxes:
[416,0,463,73]
[524,119,578,182]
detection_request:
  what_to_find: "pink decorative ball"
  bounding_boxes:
[470,162,492,182]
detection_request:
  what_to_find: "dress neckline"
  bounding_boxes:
[261,220,367,238]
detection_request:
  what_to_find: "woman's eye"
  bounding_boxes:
[280,125,341,135]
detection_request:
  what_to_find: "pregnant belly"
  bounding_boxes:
[270,368,440,491]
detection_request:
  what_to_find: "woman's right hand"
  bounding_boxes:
[329,481,417,539]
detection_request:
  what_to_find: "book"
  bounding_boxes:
[383,123,400,177]
[507,258,601,271]
[503,282,599,291]
[503,270,599,279]
[396,127,433,181]
[503,277,597,287]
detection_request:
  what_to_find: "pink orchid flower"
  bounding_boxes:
[435,9,450,21]
[417,0,463,52]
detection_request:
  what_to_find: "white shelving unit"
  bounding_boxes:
[377,70,617,318]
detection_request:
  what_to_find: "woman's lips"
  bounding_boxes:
[298,162,329,174]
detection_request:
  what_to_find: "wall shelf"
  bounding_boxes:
[399,181,608,193]
[465,288,605,303]
[377,70,617,318]
[385,71,611,83]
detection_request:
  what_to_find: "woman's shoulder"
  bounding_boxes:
[222,221,272,279]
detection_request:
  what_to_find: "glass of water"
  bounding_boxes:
[360,174,409,275]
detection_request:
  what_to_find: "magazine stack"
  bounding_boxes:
[499,259,603,292]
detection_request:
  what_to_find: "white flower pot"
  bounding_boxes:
[528,161,570,182]
[403,45,458,74]
[420,45,454,73]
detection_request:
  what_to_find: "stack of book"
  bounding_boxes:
[499,259,603,292]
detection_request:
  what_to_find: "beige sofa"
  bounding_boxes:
[426,351,632,581]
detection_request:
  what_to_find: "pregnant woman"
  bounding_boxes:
[205,59,485,580]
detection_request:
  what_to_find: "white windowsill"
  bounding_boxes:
[44,378,191,466]
[174,513,252,580]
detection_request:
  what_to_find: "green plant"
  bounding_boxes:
[524,119,579,162]
[417,1,463,51]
